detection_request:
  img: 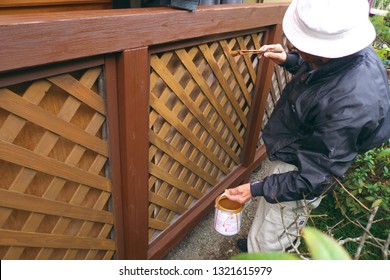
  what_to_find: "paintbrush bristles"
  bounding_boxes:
[229,50,243,57]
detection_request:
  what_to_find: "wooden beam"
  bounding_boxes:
[241,23,283,168]
[0,4,288,72]
[0,56,104,88]
[117,48,150,259]
[104,54,126,259]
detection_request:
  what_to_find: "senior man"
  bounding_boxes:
[225,0,390,253]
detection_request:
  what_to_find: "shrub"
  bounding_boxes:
[335,140,390,217]
[370,13,390,45]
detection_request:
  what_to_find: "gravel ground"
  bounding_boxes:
[164,197,259,260]
[164,165,268,260]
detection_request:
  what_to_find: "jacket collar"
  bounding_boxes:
[301,47,367,84]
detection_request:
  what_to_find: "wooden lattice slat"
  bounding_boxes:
[148,32,265,241]
[0,67,115,260]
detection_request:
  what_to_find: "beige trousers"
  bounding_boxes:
[248,159,322,253]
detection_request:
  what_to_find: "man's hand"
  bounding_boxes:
[224,183,252,204]
[258,44,287,65]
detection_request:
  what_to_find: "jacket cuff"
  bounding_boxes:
[250,181,264,197]
[279,52,300,68]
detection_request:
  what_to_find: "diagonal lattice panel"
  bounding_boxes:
[0,67,115,260]
[148,32,265,241]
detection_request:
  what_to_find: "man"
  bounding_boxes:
[225,0,390,253]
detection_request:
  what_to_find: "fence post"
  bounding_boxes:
[240,24,284,178]
[117,48,150,259]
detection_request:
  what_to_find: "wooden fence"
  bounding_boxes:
[0,0,112,15]
[0,3,289,259]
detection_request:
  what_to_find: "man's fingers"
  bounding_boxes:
[260,44,283,53]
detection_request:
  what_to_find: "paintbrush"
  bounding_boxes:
[229,49,283,57]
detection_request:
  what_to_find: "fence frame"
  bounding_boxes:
[0,3,288,259]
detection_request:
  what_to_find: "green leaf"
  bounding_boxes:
[231,253,300,260]
[371,199,383,208]
[377,149,390,159]
[302,227,351,260]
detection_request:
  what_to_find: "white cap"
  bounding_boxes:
[282,0,376,58]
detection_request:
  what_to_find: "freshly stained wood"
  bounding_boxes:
[151,55,240,164]
[0,4,290,260]
[0,4,288,72]
[149,93,231,175]
[149,219,170,231]
[149,130,218,186]
[149,164,204,199]
[221,40,253,104]
[199,44,248,126]
[149,192,187,214]
[175,49,244,147]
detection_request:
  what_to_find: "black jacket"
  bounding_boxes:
[250,46,390,203]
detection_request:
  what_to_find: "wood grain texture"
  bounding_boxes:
[0,0,110,5]
[117,48,150,259]
[0,62,116,259]
[0,4,288,72]
[0,229,115,250]
[0,189,113,224]
[0,1,112,15]
[0,89,108,156]
[0,4,290,260]
[0,139,110,191]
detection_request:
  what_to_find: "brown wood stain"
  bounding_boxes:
[218,197,242,212]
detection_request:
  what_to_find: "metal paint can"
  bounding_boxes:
[214,193,243,236]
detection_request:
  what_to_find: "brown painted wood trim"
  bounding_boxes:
[0,4,112,15]
[0,4,288,72]
[148,145,267,260]
[104,54,126,259]
[0,56,104,88]
[117,48,150,259]
[241,24,284,167]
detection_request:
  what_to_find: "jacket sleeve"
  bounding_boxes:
[251,96,363,203]
[250,134,357,204]
[279,52,304,75]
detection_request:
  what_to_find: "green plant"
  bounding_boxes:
[375,47,389,61]
[335,140,390,216]
[370,13,390,45]
[312,140,390,259]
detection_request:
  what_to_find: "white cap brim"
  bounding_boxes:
[282,0,376,58]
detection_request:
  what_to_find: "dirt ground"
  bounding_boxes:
[165,164,268,260]
[164,197,259,260]
[164,167,266,260]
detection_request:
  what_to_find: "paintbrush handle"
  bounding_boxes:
[229,49,283,56]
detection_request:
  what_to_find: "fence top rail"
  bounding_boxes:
[0,3,288,73]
